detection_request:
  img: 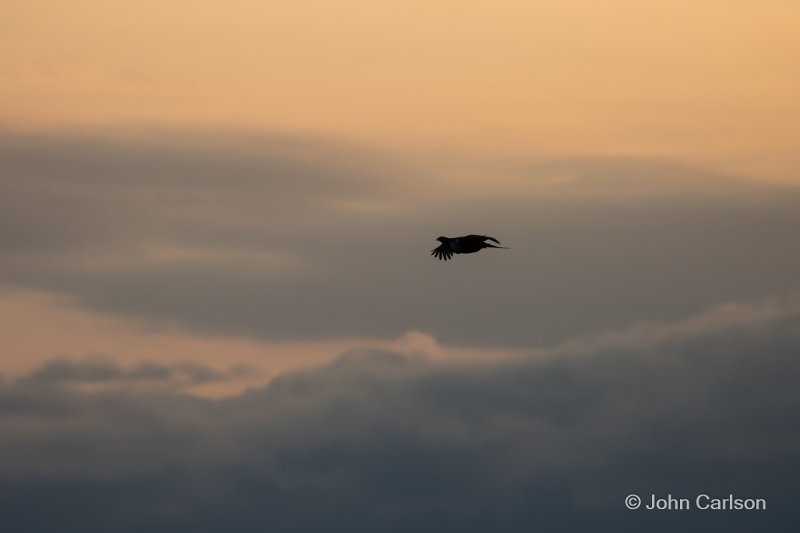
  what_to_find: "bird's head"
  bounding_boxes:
[436,236,448,243]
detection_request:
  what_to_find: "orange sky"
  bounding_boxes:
[3,1,799,178]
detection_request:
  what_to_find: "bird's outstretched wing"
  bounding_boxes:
[464,234,501,244]
[431,243,453,261]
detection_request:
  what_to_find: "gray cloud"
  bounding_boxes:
[2,131,800,348]
[1,298,799,531]
[19,357,252,386]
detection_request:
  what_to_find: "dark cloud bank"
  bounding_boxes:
[19,357,251,387]
[2,131,800,346]
[1,298,799,531]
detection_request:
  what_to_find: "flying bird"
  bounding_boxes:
[430,235,508,261]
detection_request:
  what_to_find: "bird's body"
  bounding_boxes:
[430,235,508,261]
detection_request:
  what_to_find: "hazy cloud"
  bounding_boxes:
[1,298,798,531]
[2,132,800,347]
[19,357,252,386]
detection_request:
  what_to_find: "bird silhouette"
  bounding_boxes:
[430,235,508,261]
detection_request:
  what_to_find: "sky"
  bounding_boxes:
[1,1,799,531]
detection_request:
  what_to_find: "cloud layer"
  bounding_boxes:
[2,132,800,347]
[1,297,799,531]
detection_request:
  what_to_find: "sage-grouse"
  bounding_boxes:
[430,235,508,261]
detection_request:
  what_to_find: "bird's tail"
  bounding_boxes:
[484,243,509,249]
